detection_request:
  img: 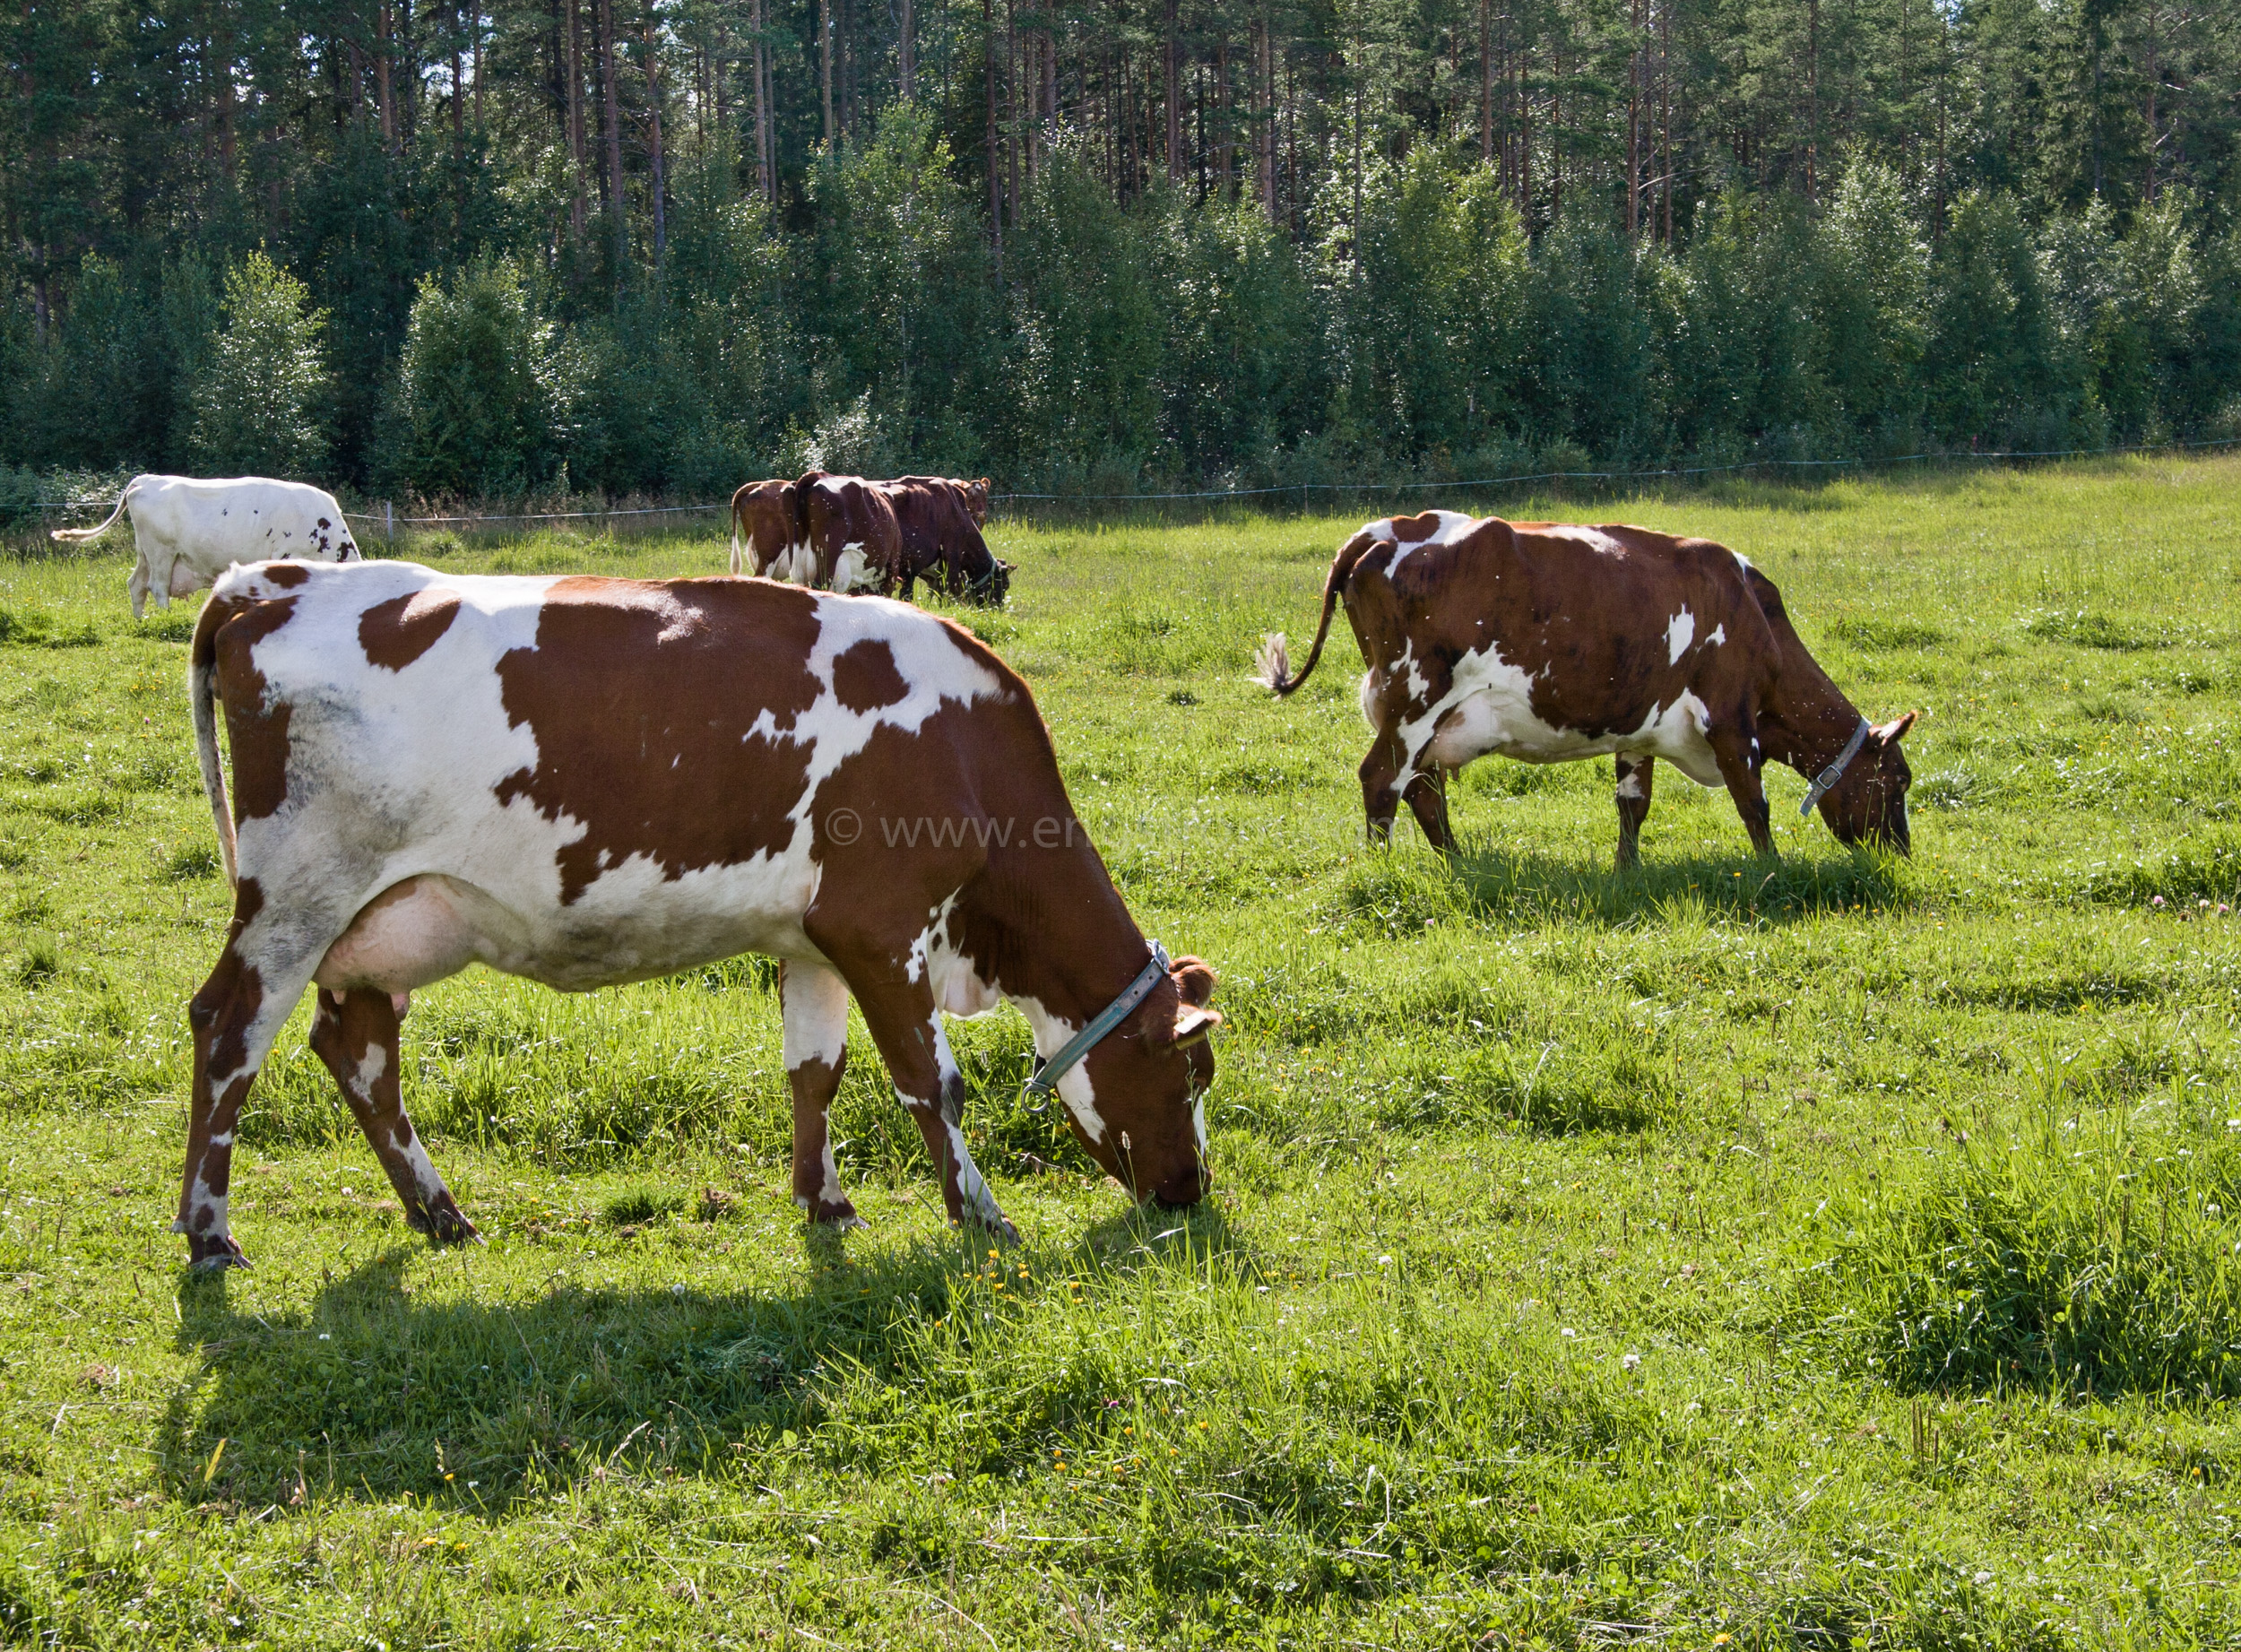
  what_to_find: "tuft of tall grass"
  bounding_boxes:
[1826,1108,2241,1397]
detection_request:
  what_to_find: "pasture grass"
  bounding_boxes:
[0,454,2237,1647]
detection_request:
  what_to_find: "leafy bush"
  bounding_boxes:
[188,251,331,477]
[385,259,569,500]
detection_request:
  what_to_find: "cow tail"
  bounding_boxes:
[190,597,238,887]
[1255,539,1370,696]
[48,479,135,545]
[729,498,747,576]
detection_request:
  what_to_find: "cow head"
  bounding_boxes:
[963,479,992,525]
[1071,956,1221,1207]
[1819,712,1917,853]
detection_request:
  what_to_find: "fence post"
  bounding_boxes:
[384,501,394,550]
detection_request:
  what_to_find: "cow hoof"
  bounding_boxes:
[187,1235,250,1271]
[810,1205,867,1232]
[966,1213,1022,1248]
[411,1201,481,1247]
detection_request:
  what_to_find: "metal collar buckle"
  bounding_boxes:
[1799,718,1872,816]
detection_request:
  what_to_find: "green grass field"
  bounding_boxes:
[2,456,2239,1648]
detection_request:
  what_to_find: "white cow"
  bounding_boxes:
[50,474,361,618]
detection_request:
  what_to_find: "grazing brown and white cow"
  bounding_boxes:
[50,474,360,618]
[799,472,906,594]
[879,476,1013,604]
[179,560,1218,1268]
[728,477,809,582]
[1257,511,1917,865]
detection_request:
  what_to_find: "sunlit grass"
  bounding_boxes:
[0,454,2237,1647]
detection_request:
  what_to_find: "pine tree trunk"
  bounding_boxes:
[821,0,835,145]
[1165,0,1182,182]
[645,4,666,264]
[1480,0,1493,166]
[568,0,588,245]
[599,0,627,270]
[900,0,915,99]
[985,0,1003,268]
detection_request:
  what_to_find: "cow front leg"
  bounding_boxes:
[1614,755,1657,869]
[780,961,862,1228]
[1710,727,1777,858]
[830,963,1017,1243]
[309,988,478,1245]
[1402,765,1455,851]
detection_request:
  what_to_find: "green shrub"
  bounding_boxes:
[188,251,331,477]
[384,259,568,501]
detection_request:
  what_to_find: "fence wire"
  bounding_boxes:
[30,434,2239,527]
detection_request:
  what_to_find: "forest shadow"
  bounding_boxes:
[155,1199,1257,1515]
[1334,837,1916,935]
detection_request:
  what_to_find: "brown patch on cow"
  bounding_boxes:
[731,480,801,575]
[802,476,904,592]
[832,638,909,714]
[210,596,302,823]
[358,588,461,671]
[261,562,311,587]
[882,479,1006,600]
[492,577,826,903]
[1389,512,1445,543]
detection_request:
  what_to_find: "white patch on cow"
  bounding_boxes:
[1615,768,1646,800]
[393,1128,448,1203]
[1666,609,1695,665]
[1708,624,1726,647]
[817,1137,844,1207]
[1358,669,1384,731]
[1394,643,1429,702]
[1570,528,1626,557]
[1373,511,1479,572]
[208,1129,235,1149]
[352,1044,388,1094]
[781,961,850,1069]
[1192,1091,1208,1159]
[831,542,878,592]
[941,1117,1006,1226]
[1009,992,1109,1147]
[1409,641,1724,789]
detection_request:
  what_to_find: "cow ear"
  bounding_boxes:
[1169,956,1216,1007]
[1169,1004,1223,1048]
[1874,711,1918,744]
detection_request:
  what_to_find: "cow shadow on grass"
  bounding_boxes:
[1335,837,1916,935]
[155,1198,1256,1515]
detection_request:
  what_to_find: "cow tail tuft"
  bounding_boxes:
[1257,538,1369,696]
[190,597,238,887]
[729,499,747,576]
[48,480,135,546]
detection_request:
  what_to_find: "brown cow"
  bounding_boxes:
[729,477,806,581]
[176,558,1219,1269]
[880,476,1013,604]
[1257,510,1917,865]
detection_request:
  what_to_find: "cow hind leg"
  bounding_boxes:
[1710,727,1777,858]
[1403,766,1456,852]
[179,902,329,1269]
[780,961,862,1229]
[1614,755,1657,869]
[1358,733,1411,848]
[309,988,479,1245]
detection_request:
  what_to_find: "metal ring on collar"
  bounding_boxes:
[1024,941,1172,1100]
[1799,717,1872,817]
